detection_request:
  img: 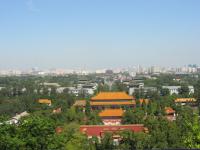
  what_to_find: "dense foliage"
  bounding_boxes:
[0,74,200,149]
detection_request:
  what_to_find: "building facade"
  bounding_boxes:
[90,92,136,110]
[99,109,124,125]
[162,86,194,95]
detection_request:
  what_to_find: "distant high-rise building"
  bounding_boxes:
[105,69,113,74]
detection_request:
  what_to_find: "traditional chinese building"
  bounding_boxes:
[53,107,62,114]
[174,98,197,106]
[165,107,176,121]
[99,109,124,125]
[74,92,136,110]
[38,99,52,106]
[90,92,136,110]
[80,124,148,142]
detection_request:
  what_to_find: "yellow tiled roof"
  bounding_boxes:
[38,99,51,104]
[91,92,134,100]
[90,101,136,106]
[175,98,196,103]
[99,109,124,117]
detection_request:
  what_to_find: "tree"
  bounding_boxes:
[60,123,92,150]
[133,89,145,99]
[65,132,91,150]
[183,115,200,148]
[176,106,195,138]
[85,99,91,116]
[86,111,102,125]
[66,107,78,122]
[119,131,151,150]
[194,80,200,114]
[146,101,158,115]
[111,81,128,92]
[178,85,189,97]
[143,115,184,149]
[160,88,170,96]
[50,86,57,96]
[97,83,109,92]
[122,108,145,124]
[93,133,115,150]
[0,87,10,97]
[0,115,9,122]
[0,123,25,149]
[166,122,183,148]
[19,115,56,149]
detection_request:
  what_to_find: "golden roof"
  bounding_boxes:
[175,98,196,103]
[91,92,134,100]
[38,99,51,104]
[90,101,136,106]
[99,109,124,117]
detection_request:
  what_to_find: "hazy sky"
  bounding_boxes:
[0,0,200,69]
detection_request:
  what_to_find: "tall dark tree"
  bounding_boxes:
[160,88,170,96]
[120,131,151,150]
[122,108,145,124]
[85,99,91,116]
[178,85,189,97]
[195,80,200,114]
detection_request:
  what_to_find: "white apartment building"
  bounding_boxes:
[162,86,194,95]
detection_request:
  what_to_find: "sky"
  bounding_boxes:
[0,0,200,69]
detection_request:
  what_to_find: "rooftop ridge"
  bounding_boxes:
[91,91,134,100]
[99,108,124,117]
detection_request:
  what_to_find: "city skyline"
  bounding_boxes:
[0,63,199,70]
[0,0,200,69]
[0,64,199,76]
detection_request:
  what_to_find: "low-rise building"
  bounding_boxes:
[162,86,180,95]
[4,111,29,125]
[128,83,157,95]
[90,92,136,110]
[41,82,61,87]
[38,99,52,106]
[128,83,144,95]
[80,124,147,141]
[53,107,62,114]
[174,98,197,106]
[188,86,195,94]
[67,83,97,96]
[82,84,97,95]
[162,86,194,95]
[99,109,124,125]
[73,92,136,110]
[67,87,79,96]
[56,87,68,93]
[0,87,5,90]
[165,107,176,121]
